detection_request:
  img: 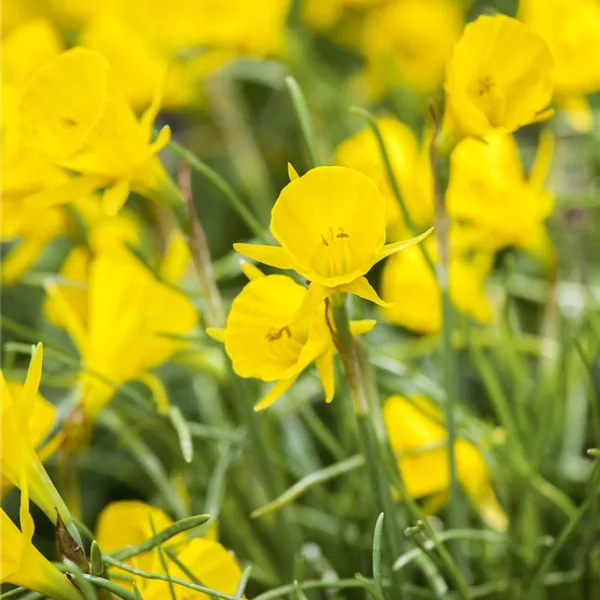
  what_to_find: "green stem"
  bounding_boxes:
[285,76,321,168]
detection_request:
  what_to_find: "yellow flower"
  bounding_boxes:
[443,14,554,140]
[361,0,463,98]
[19,47,174,215]
[1,466,82,600]
[0,344,73,528]
[381,237,493,333]
[45,247,198,422]
[519,0,600,132]
[447,132,555,265]
[333,118,434,234]
[235,166,432,316]
[302,0,384,32]
[96,500,242,599]
[208,269,375,410]
[383,395,507,531]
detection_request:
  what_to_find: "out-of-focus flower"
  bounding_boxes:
[19,47,175,215]
[361,0,463,98]
[447,132,555,266]
[1,465,82,600]
[519,0,600,132]
[333,118,434,235]
[383,394,507,531]
[443,15,554,140]
[381,236,493,333]
[0,344,73,528]
[45,244,198,422]
[1,382,61,495]
[208,268,375,410]
[302,0,383,33]
[235,166,432,316]
[96,500,242,598]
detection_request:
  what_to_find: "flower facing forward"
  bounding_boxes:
[519,0,600,132]
[96,500,242,598]
[333,118,434,236]
[443,14,554,140]
[208,268,375,410]
[235,166,432,317]
[447,132,555,266]
[19,47,175,215]
[384,395,507,531]
[1,467,82,600]
[0,344,73,529]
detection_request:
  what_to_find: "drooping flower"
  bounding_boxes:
[360,0,463,98]
[0,344,73,528]
[443,14,554,140]
[208,268,375,410]
[19,47,177,215]
[447,132,555,266]
[235,166,432,317]
[45,245,198,422]
[333,118,434,236]
[1,465,82,600]
[381,236,493,333]
[519,0,600,132]
[96,500,242,599]
[383,395,507,531]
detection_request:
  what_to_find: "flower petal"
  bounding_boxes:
[315,350,335,403]
[206,327,226,343]
[339,276,392,307]
[290,282,332,324]
[254,376,297,411]
[377,226,434,261]
[350,320,377,336]
[233,243,297,271]
[240,261,265,281]
[102,179,131,215]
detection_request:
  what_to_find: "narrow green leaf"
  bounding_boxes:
[168,405,194,463]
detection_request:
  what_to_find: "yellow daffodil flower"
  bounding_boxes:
[19,47,176,215]
[1,466,82,600]
[519,0,600,132]
[96,500,242,598]
[447,132,555,266]
[381,237,493,333]
[235,166,432,317]
[45,247,197,422]
[443,14,554,140]
[384,395,507,531]
[302,0,384,33]
[0,344,74,528]
[361,0,463,98]
[208,268,375,410]
[333,118,434,235]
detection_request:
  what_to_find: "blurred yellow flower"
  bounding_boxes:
[447,132,555,265]
[361,0,463,98]
[45,248,198,422]
[19,47,175,215]
[235,166,432,316]
[96,500,242,599]
[302,0,384,33]
[519,0,600,132]
[443,14,554,140]
[384,395,507,531]
[0,344,73,528]
[208,271,375,410]
[381,237,493,333]
[333,118,434,234]
[1,466,82,600]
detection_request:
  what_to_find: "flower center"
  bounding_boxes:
[311,226,357,279]
[265,326,292,342]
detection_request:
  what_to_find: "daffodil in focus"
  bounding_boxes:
[235,166,432,316]
[1,467,82,600]
[447,132,555,266]
[333,118,434,235]
[384,395,507,531]
[443,15,554,140]
[96,500,242,598]
[519,0,600,132]
[361,0,463,98]
[19,47,176,215]
[381,237,493,333]
[208,267,375,410]
[0,344,74,528]
[45,247,198,422]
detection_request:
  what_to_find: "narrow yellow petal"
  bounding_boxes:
[147,124,171,156]
[21,344,44,434]
[139,372,169,414]
[233,243,297,271]
[349,320,377,336]
[377,226,434,261]
[558,96,593,133]
[44,281,87,351]
[315,350,335,403]
[102,179,131,215]
[240,261,265,281]
[290,282,332,324]
[287,163,300,181]
[140,66,169,141]
[206,327,226,343]
[339,277,391,307]
[254,377,297,411]
[0,239,46,284]
[529,131,555,191]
